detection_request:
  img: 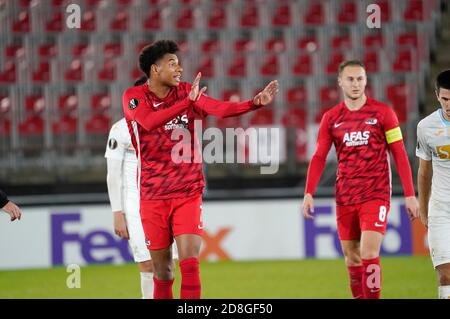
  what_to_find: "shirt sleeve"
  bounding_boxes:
[305,112,333,195]
[122,88,192,132]
[0,188,9,208]
[105,123,126,161]
[415,122,432,161]
[382,107,403,145]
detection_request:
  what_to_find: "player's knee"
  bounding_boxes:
[138,260,153,273]
[152,262,174,280]
[360,250,379,260]
[344,255,361,266]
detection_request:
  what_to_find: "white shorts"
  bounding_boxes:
[124,194,178,263]
[428,199,450,268]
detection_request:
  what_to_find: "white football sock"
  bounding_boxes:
[140,272,154,299]
[439,285,450,299]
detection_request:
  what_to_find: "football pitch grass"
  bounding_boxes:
[0,256,437,299]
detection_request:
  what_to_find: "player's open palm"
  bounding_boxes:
[114,211,130,240]
[189,72,207,101]
[302,193,315,219]
[253,80,279,106]
[2,201,22,222]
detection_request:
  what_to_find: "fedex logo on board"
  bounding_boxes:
[51,213,133,266]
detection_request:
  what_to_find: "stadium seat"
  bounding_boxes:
[215,116,241,128]
[363,33,384,49]
[71,43,91,57]
[0,61,16,83]
[103,42,122,58]
[265,38,286,53]
[233,38,256,52]
[240,5,259,27]
[292,53,313,75]
[208,6,227,29]
[397,32,418,48]
[110,11,128,31]
[297,36,319,52]
[32,62,51,83]
[363,51,380,73]
[272,4,291,26]
[38,43,58,59]
[404,0,425,21]
[143,10,162,30]
[196,56,214,78]
[64,59,83,81]
[281,108,308,161]
[85,94,112,134]
[286,87,308,106]
[45,12,64,32]
[325,52,345,74]
[386,83,409,123]
[97,59,117,81]
[52,94,78,134]
[337,0,357,23]
[12,11,30,32]
[392,49,415,72]
[227,55,247,77]
[5,44,24,58]
[222,89,242,102]
[303,2,324,25]
[201,39,221,54]
[19,96,45,136]
[260,54,279,76]
[319,85,340,108]
[375,0,390,22]
[0,97,11,135]
[176,7,194,29]
[249,108,274,126]
[80,11,96,31]
[330,35,352,50]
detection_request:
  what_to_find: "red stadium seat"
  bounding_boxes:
[297,36,319,51]
[386,84,410,123]
[201,39,221,53]
[234,38,256,52]
[19,96,45,136]
[404,0,425,21]
[215,116,241,128]
[330,35,352,50]
[64,59,83,81]
[363,33,384,49]
[303,2,324,25]
[97,59,117,81]
[293,54,313,75]
[392,50,415,72]
[208,6,227,29]
[19,0,32,6]
[0,61,16,83]
[38,43,58,58]
[51,0,65,6]
[337,0,357,23]
[265,38,286,53]
[375,0,390,22]
[110,11,128,31]
[363,51,380,73]
[5,44,24,58]
[249,108,274,126]
[80,11,96,31]
[176,7,194,29]
[326,52,345,74]
[286,87,307,106]
[71,43,90,57]
[282,108,308,161]
[45,12,63,32]
[319,85,340,108]
[240,5,259,27]
[227,55,246,77]
[260,55,279,76]
[397,32,418,48]
[52,94,78,134]
[196,56,214,78]
[12,11,30,32]
[103,42,122,58]
[0,97,12,135]
[86,93,111,134]
[32,62,51,83]
[272,4,291,26]
[143,10,162,30]
[222,89,242,102]
[130,67,144,80]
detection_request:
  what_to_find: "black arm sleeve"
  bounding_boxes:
[0,188,9,208]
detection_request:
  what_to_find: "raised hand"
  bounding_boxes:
[189,72,207,101]
[253,80,279,106]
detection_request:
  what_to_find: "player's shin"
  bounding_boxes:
[180,257,201,299]
[347,265,364,299]
[362,257,382,299]
[439,286,450,299]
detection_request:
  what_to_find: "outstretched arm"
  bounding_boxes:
[194,80,279,118]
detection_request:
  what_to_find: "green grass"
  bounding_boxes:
[0,256,437,299]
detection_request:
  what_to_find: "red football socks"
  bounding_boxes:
[180,257,201,299]
[347,265,364,299]
[153,277,174,299]
[362,257,382,299]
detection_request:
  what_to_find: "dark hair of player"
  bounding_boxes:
[134,76,147,86]
[435,69,450,93]
[138,40,179,78]
[338,60,365,75]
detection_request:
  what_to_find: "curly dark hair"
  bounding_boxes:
[138,40,179,78]
[435,69,450,93]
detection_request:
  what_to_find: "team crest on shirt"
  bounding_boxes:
[365,118,378,125]
[129,98,139,110]
[108,138,118,150]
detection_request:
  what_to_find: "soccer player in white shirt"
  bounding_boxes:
[416,69,450,299]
